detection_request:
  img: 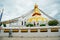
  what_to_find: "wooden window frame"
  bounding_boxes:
[21,29,28,33]
[51,28,59,32]
[40,28,47,32]
[30,29,38,32]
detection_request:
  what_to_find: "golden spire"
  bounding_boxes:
[27,4,48,23]
[32,4,41,16]
[34,3,38,9]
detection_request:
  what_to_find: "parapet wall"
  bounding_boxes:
[0,26,60,37]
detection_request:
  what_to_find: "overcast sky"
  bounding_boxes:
[0,0,60,21]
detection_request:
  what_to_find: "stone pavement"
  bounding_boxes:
[0,36,60,40]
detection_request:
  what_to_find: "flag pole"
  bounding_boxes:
[0,8,4,22]
[0,8,4,32]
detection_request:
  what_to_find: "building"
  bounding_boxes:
[0,4,60,37]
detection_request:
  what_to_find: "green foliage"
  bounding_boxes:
[40,24,46,26]
[26,25,29,27]
[3,24,6,27]
[0,23,2,26]
[48,20,59,26]
[0,23,6,27]
[26,24,34,27]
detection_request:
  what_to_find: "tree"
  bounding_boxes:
[48,20,59,26]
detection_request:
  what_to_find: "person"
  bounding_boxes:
[0,26,2,33]
[8,29,13,37]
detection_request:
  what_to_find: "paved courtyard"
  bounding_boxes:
[0,36,60,40]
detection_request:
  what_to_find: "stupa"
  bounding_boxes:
[26,4,48,25]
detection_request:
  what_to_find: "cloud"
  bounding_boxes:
[0,0,60,21]
[44,3,59,16]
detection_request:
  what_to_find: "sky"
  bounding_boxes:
[0,0,60,21]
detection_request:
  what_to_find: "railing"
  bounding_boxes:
[0,26,60,37]
[0,26,60,32]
